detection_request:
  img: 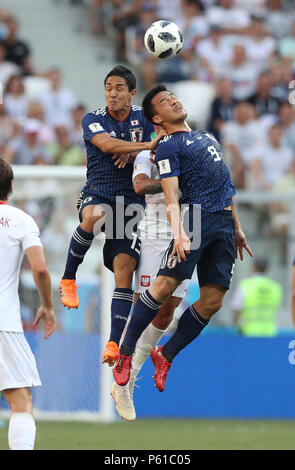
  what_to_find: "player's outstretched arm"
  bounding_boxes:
[25,246,56,339]
[232,196,253,261]
[91,128,166,156]
[161,176,190,263]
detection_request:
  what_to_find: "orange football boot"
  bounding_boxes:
[59,279,79,309]
[101,341,120,367]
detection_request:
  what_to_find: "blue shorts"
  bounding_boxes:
[77,191,142,272]
[157,207,235,290]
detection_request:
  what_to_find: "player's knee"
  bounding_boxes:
[196,297,223,319]
[152,277,179,303]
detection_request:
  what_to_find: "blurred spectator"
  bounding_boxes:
[250,123,295,190]
[3,74,28,122]
[179,0,209,51]
[48,124,85,165]
[222,101,262,188]
[277,101,295,153]
[225,43,260,100]
[0,41,20,86]
[207,77,236,140]
[206,0,251,32]
[27,101,56,145]
[2,119,53,165]
[195,25,232,81]
[265,0,293,39]
[278,20,295,68]
[0,105,19,152]
[247,71,281,117]
[1,15,33,75]
[234,0,267,15]
[70,103,87,149]
[231,256,282,337]
[243,15,277,74]
[38,67,76,127]
[156,0,182,23]
[87,0,103,36]
[269,60,293,101]
[125,2,157,67]
[111,0,143,61]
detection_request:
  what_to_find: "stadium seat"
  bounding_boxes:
[168,80,216,129]
[23,76,51,100]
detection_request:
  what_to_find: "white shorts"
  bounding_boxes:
[135,237,188,297]
[0,331,41,391]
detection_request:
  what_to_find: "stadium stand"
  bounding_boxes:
[0,0,294,335]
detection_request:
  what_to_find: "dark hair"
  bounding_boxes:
[254,256,268,273]
[142,84,168,123]
[0,158,14,200]
[104,66,136,91]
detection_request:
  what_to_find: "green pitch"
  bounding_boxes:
[0,419,295,450]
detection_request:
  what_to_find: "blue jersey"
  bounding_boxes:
[82,105,154,205]
[155,130,236,211]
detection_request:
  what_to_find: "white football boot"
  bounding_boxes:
[111,379,136,422]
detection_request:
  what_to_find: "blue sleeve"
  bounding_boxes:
[155,138,180,179]
[82,113,107,142]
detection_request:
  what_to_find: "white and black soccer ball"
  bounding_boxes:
[144,20,183,60]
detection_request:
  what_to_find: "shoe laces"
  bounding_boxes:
[129,376,141,398]
[115,355,131,373]
[59,280,77,295]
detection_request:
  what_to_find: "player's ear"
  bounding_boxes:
[152,114,162,125]
[130,89,136,99]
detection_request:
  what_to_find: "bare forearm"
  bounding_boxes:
[135,178,163,194]
[232,196,241,230]
[33,270,53,309]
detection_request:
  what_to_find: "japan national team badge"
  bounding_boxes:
[130,127,143,142]
[167,255,177,269]
[140,275,151,287]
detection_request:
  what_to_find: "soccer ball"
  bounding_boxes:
[144,20,183,60]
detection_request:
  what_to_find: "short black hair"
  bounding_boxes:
[0,158,14,200]
[104,66,136,91]
[254,256,268,273]
[142,84,168,123]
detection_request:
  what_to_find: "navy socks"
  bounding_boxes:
[63,226,94,279]
[109,288,134,345]
[162,304,209,362]
[120,290,162,356]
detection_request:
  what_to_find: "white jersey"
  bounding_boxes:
[0,203,42,332]
[133,151,171,239]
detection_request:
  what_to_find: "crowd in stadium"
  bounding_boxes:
[1,0,295,194]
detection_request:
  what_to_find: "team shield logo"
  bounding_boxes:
[130,127,143,142]
[167,255,177,269]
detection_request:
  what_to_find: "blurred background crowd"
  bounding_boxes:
[0,0,295,193]
[0,0,294,331]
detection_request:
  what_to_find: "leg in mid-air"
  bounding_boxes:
[3,388,36,450]
[151,283,226,392]
[113,275,183,386]
[101,252,137,367]
[111,294,183,421]
[59,201,105,309]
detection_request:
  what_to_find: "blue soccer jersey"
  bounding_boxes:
[82,105,154,205]
[155,130,236,211]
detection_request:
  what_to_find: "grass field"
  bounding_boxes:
[0,419,295,450]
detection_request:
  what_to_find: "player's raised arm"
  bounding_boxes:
[25,246,56,339]
[161,176,190,263]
